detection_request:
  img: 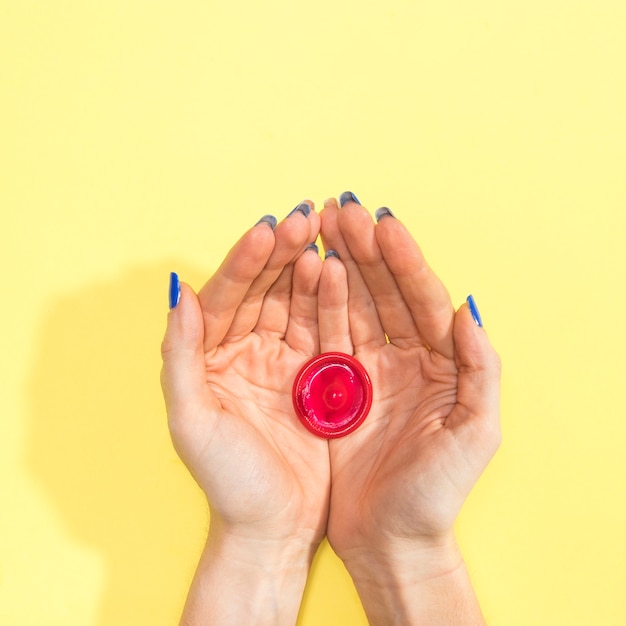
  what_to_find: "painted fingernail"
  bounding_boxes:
[339,191,360,207]
[286,202,312,218]
[325,249,340,260]
[375,207,395,222]
[255,214,278,230]
[169,272,181,309]
[305,243,319,254]
[467,294,483,327]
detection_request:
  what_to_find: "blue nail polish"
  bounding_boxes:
[339,191,360,207]
[169,272,181,309]
[375,207,395,222]
[467,294,483,327]
[325,249,340,260]
[255,214,278,230]
[286,202,312,218]
[305,243,319,254]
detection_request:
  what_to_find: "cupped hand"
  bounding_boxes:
[319,196,501,564]
[161,204,341,548]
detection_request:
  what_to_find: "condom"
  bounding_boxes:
[292,352,373,438]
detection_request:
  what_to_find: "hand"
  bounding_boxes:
[161,203,343,624]
[320,195,501,624]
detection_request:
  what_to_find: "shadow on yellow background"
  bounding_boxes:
[25,266,206,623]
[23,264,370,625]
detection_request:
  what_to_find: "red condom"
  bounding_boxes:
[292,352,373,438]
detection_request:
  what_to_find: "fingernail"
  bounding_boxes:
[286,202,312,218]
[305,243,319,254]
[325,249,340,260]
[375,207,395,222]
[339,191,360,207]
[169,272,181,309]
[255,214,278,230]
[467,294,483,327]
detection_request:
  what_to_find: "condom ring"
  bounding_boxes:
[292,352,373,438]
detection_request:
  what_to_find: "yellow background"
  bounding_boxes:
[1,1,625,624]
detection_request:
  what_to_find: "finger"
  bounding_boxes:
[253,261,294,339]
[283,244,323,354]
[320,197,386,349]
[198,219,277,352]
[446,299,501,458]
[161,279,219,419]
[336,202,419,348]
[375,209,456,358]
[318,251,352,354]
[225,202,320,341]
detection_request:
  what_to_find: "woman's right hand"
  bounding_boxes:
[160,203,344,624]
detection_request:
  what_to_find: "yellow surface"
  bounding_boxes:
[1,1,625,624]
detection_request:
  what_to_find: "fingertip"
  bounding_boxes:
[374,206,395,222]
[254,214,278,230]
[286,202,313,219]
[454,301,483,344]
[302,198,316,212]
[374,208,411,248]
[335,201,377,254]
[273,200,318,253]
[247,217,278,250]
[320,247,346,282]
[295,242,323,281]
[320,201,345,256]
[163,280,204,355]
[454,301,499,373]
[161,280,210,412]
[449,301,501,449]
[466,294,483,328]
[320,252,348,310]
[307,208,322,244]
[169,271,181,310]
[320,198,339,229]
[321,250,346,275]
[339,191,360,207]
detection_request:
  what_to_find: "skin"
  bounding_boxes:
[320,198,501,624]
[161,196,501,625]
[162,204,340,624]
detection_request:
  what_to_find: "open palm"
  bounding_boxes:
[319,198,501,559]
[161,207,334,545]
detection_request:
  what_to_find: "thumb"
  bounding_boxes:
[160,273,218,419]
[447,296,501,456]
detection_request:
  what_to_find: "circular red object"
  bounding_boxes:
[292,352,373,438]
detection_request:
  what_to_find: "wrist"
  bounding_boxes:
[206,515,320,574]
[340,532,486,626]
[341,531,462,589]
[180,519,318,625]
